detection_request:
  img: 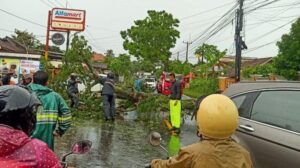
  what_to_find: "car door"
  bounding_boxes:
[231,90,300,168]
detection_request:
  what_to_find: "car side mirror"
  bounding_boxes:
[149,132,162,146]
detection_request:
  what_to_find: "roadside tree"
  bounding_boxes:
[121,10,180,69]
[274,18,300,80]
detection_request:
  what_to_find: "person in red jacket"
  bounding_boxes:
[0,86,62,168]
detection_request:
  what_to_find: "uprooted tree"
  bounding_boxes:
[44,34,195,121]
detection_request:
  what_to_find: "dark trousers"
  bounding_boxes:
[102,94,115,120]
[68,92,79,108]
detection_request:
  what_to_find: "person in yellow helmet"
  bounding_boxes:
[151,94,253,168]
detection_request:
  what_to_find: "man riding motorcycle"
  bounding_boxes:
[151,94,253,168]
[0,86,61,168]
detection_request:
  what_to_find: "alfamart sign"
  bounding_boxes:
[51,8,86,31]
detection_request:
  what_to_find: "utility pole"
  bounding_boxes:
[177,52,179,61]
[183,41,192,63]
[235,0,244,82]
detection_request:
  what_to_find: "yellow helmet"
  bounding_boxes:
[197,94,238,139]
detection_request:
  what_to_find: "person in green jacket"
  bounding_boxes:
[27,71,71,150]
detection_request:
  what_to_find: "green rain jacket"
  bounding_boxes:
[27,83,71,150]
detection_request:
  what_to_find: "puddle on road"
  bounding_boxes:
[55,118,199,168]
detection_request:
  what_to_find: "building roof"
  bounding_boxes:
[92,53,106,62]
[241,57,273,68]
[0,36,63,60]
[0,37,29,53]
[219,55,255,64]
[224,57,274,78]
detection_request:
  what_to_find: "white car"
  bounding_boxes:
[144,78,156,90]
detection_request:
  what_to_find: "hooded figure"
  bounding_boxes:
[0,86,61,168]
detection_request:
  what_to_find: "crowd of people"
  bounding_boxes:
[0,69,253,168]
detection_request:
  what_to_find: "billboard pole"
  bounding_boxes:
[66,30,70,52]
[45,11,51,61]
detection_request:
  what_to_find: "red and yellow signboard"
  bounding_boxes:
[51,8,86,31]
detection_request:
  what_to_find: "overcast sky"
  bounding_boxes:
[1,0,299,63]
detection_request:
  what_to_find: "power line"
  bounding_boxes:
[40,0,53,8]
[46,0,57,7]
[0,8,46,28]
[245,0,283,14]
[54,0,65,7]
[191,3,238,44]
[243,39,279,54]
[84,30,106,53]
[172,3,238,58]
[0,28,14,33]
[180,1,235,21]
[247,18,297,44]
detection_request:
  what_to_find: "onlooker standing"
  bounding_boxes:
[169,73,182,134]
[1,68,14,85]
[27,71,71,150]
[67,73,80,108]
[134,75,142,92]
[22,74,32,86]
[100,73,116,121]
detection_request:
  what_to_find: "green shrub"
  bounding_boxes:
[242,64,275,78]
[184,78,218,98]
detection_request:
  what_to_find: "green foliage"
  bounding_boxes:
[48,35,102,118]
[184,78,218,98]
[274,18,300,80]
[194,43,226,67]
[106,49,115,57]
[12,29,63,53]
[137,95,169,122]
[12,29,40,49]
[242,64,275,78]
[167,60,193,75]
[121,10,180,68]
[107,54,132,77]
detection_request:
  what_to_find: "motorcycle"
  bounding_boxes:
[60,140,92,168]
[145,132,169,168]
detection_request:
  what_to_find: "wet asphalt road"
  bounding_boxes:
[55,118,199,168]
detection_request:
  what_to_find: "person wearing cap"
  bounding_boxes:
[151,94,253,168]
[0,86,61,167]
[100,73,116,121]
[22,74,32,86]
[67,73,80,108]
[27,71,71,150]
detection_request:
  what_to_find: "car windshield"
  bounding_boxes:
[145,78,155,82]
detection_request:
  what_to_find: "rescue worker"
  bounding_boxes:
[151,94,253,168]
[169,73,181,134]
[100,73,116,121]
[27,71,71,150]
[0,86,61,167]
[67,73,80,108]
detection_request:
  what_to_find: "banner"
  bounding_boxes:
[0,58,20,84]
[20,60,40,75]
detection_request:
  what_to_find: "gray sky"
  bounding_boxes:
[1,0,299,63]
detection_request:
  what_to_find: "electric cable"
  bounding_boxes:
[0,8,46,28]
